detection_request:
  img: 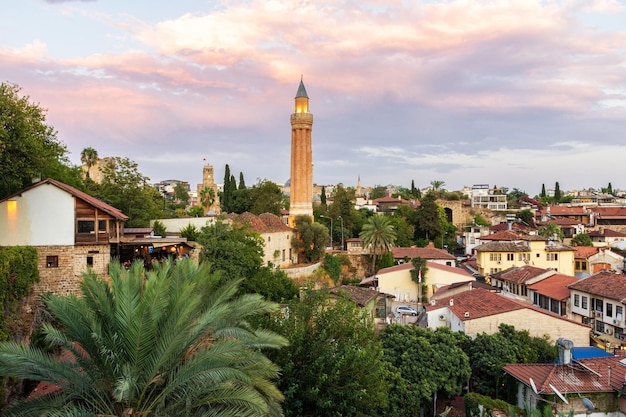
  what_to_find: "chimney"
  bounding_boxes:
[449,299,454,306]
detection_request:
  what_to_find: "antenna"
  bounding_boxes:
[529,377,538,394]
[581,397,595,413]
[549,384,569,404]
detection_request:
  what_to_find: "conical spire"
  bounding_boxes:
[295,75,308,98]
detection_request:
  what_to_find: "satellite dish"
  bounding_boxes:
[549,384,569,404]
[581,397,595,412]
[529,377,538,394]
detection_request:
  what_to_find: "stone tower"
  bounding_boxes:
[288,78,314,227]
[197,164,220,215]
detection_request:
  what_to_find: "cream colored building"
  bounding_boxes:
[474,231,576,280]
[376,261,474,303]
[427,288,590,345]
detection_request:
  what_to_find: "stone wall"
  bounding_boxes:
[34,244,111,297]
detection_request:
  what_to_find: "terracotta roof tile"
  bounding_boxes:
[474,241,530,252]
[392,246,455,260]
[0,178,128,220]
[527,273,580,300]
[479,231,528,241]
[588,229,626,238]
[575,246,599,258]
[490,265,553,284]
[504,355,626,395]
[226,212,291,234]
[330,285,382,306]
[567,271,626,301]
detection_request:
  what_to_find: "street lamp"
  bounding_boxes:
[320,215,333,249]
[338,216,344,250]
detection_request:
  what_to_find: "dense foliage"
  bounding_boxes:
[0,247,39,341]
[0,259,287,416]
[196,218,298,302]
[381,325,471,415]
[262,290,390,417]
[0,83,81,198]
[291,215,328,263]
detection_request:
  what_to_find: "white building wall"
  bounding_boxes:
[0,184,75,246]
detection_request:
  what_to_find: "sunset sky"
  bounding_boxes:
[3,0,626,195]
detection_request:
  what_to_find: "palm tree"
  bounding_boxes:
[430,179,446,195]
[199,185,216,214]
[359,215,396,273]
[0,259,287,416]
[80,147,98,179]
[539,222,564,242]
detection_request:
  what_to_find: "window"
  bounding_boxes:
[546,253,558,261]
[574,294,580,307]
[77,220,95,233]
[518,253,530,262]
[87,256,94,267]
[507,253,514,261]
[582,296,588,309]
[607,303,613,318]
[575,260,588,271]
[490,253,502,262]
[595,299,603,313]
[490,268,501,274]
[46,256,59,268]
[617,305,623,319]
[282,249,285,262]
[98,220,107,233]
[267,236,271,242]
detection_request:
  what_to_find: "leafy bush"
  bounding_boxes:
[179,223,199,241]
[152,219,167,237]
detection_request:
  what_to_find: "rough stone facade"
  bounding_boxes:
[34,244,111,297]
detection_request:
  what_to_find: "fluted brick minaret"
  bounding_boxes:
[288,78,314,227]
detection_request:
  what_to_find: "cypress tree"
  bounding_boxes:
[239,172,246,190]
[222,164,232,213]
[321,186,327,206]
[554,182,561,202]
[541,184,546,198]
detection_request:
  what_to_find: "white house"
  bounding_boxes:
[0,178,128,295]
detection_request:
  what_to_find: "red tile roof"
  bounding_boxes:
[490,265,553,284]
[527,273,580,301]
[592,207,626,217]
[392,246,455,260]
[575,246,599,258]
[539,206,589,216]
[0,178,128,220]
[226,212,291,233]
[479,231,528,241]
[588,228,626,238]
[490,223,535,232]
[504,355,626,395]
[567,271,626,301]
[429,288,587,328]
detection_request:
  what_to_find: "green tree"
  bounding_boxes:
[0,82,78,198]
[262,290,390,417]
[291,215,328,263]
[554,181,561,202]
[198,186,215,214]
[239,171,246,190]
[89,156,162,227]
[320,185,327,207]
[359,215,397,273]
[415,193,442,241]
[221,164,233,212]
[370,185,387,199]
[242,267,298,303]
[571,233,593,246]
[0,259,287,416]
[328,185,356,238]
[541,184,546,198]
[410,257,428,304]
[430,180,446,194]
[249,180,284,216]
[173,182,190,206]
[79,147,98,179]
[388,215,414,247]
[152,219,167,237]
[411,180,418,197]
[517,209,535,226]
[179,223,199,241]
[197,218,264,282]
[381,326,471,415]
[538,222,564,242]
[230,188,252,214]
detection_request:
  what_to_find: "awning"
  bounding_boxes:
[150,242,176,249]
